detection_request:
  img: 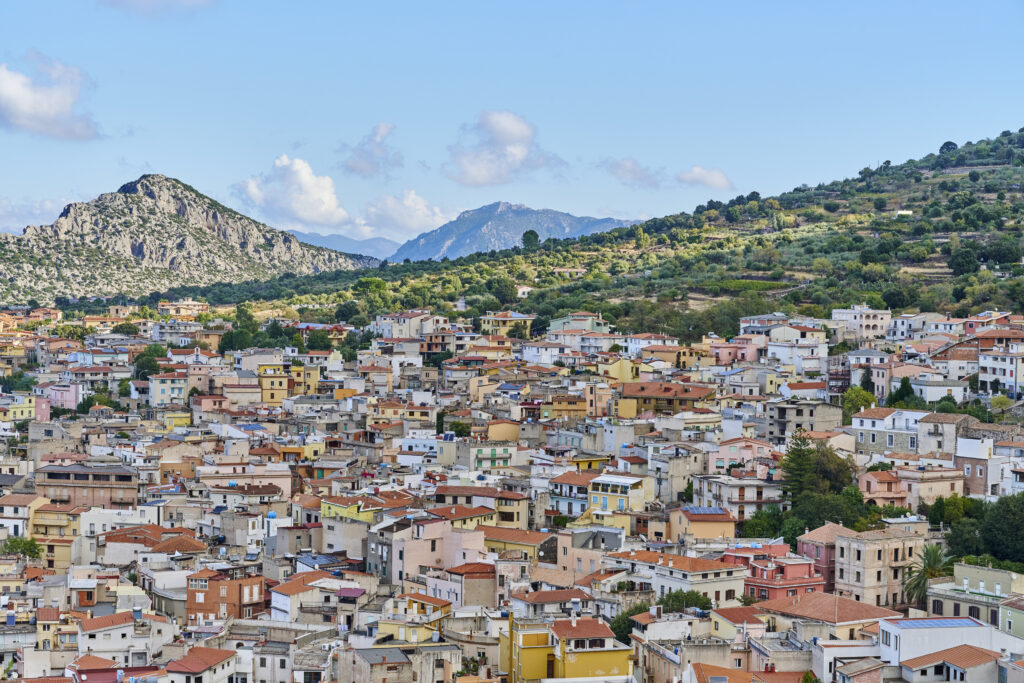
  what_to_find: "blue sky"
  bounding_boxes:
[1,1,1023,242]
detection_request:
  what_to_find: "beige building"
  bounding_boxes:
[895,465,964,509]
[929,562,1024,627]
[834,527,925,608]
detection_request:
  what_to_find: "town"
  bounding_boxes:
[0,298,1014,683]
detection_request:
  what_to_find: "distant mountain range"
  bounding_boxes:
[0,174,376,303]
[389,202,637,262]
[286,230,400,261]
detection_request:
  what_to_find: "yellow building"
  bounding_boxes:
[500,615,631,683]
[668,505,736,544]
[480,311,536,337]
[289,363,321,396]
[572,453,612,471]
[494,492,530,530]
[614,381,717,418]
[258,365,289,406]
[320,495,381,523]
[487,419,521,442]
[587,473,653,513]
[279,442,326,463]
[1,393,35,421]
[376,593,452,643]
[427,504,496,530]
[595,358,645,383]
[477,525,554,562]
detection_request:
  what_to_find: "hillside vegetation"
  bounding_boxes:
[61,129,1024,340]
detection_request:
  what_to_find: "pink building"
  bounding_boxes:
[47,383,86,411]
[742,554,825,601]
[709,338,762,364]
[34,396,50,422]
[796,522,845,593]
[858,470,909,508]
[712,437,777,474]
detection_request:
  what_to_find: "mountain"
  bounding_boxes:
[0,174,377,303]
[287,230,399,260]
[390,202,636,261]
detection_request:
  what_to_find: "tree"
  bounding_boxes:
[866,462,892,472]
[488,277,518,305]
[903,544,950,607]
[800,672,822,683]
[610,602,649,643]
[738,593,760,606]
[948,247,980,276]
[981,493,1024,562]
[842,386,875,424]
[947,518,985,557]
[886,377,914,407]
[741,506,783,538]
[234,302,259,334]
[992,394,1013,412]
[522,230,540,250]
[940,141,959,154]
[112,322,139,336]
[634,226,650,249]
[334,300,361,323]
[117,378,131,397]
[1,537,40,559]
[859,369,875,394]
[306,330,333,351]
[508,322,529,340]
[658,589,712,612]
[450,421,471,438]
[873,197,887,211]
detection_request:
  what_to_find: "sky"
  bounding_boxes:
[1,1,1024,243]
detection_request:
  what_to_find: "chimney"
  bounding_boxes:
[571,613,577,627]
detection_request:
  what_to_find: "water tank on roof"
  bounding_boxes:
[229,481,237,487]
[267,511,277,519]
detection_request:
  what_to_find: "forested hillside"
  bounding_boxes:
[60,129,1024,341]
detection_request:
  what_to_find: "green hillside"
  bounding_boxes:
[60,129,1024,341]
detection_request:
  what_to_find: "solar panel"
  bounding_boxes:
[682,505,727,515]
[891,618,978,629]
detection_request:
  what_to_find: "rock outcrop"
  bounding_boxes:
[0,174,377,302]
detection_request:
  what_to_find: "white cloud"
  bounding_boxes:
[359,190,454,240]
[0,56,97,140]
[601,157,665,189]
[676,165,733,190]
[444,110,562,186]
[0,197,65,234]
[340,122,403,178]
[239,154,350,228]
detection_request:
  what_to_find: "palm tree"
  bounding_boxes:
[903,543,950,607]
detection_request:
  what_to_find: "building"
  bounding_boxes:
[480,311,536,337]
[166,646,236,683]
[500,615,631,683]
[833,527,925,608]
[928,562,1024,625]
[186,563,266,625]
[765,399,843,447]
[692,474,787,522]
[605,550,745,606]
[797,522,845,593]
[35,463,138,509]
[851,407,930,459]
[832,304,891,340]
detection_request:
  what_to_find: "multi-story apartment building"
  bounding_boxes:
[832,304,891,340]
[979,343,1024,397]
[35,463,139,509]
[549,470,600,517]
[834,527,925,608]
[796,522,844,593]
[692,473,787,522]
[928,562,1024,626]
[605,550,745,605]
[186,562,266,625]
[851,407,930,459]
[765,399,842,447]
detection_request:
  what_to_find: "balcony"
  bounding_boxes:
[928,584,1003,607]
[299,602,337,615]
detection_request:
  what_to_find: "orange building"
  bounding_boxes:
[186,564,266,625]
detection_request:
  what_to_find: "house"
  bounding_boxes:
[166,646,236,683]
[604,550,745,606]
[797,522,845,593]
[834,526,926,608]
